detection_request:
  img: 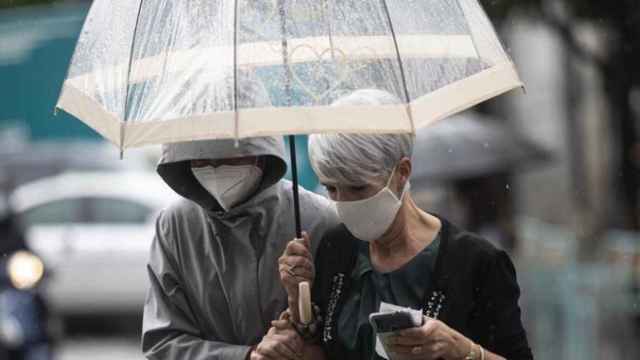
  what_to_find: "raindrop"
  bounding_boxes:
[505,184,510,190]
[483,142,489,148]
[447,148,453,153]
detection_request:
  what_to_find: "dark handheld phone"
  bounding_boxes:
[369,311,421,333]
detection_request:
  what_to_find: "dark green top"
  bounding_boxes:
[337,234,441,359]
[313,220,533,360]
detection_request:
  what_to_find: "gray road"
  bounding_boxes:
[56,338,144,360]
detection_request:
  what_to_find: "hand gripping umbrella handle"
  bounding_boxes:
[298,281,313,325]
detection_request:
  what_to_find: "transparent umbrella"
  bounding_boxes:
[55,0,523,237]
[56,0,522,148]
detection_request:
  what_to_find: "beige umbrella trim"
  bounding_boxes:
[56,61,522,149]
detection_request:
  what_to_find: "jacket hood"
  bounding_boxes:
[157,137,287,211]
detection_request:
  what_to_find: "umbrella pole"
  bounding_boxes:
[289,135,311,326]
[279,1,310,325]
[288,135,303,239]
[277,0,302,239]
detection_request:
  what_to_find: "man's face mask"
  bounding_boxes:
[191,162,263,211]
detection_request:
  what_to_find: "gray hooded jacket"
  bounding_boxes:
[142,137,337,359]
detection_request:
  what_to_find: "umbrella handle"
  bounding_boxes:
[298,281,313,325]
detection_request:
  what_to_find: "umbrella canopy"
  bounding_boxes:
[56,0,522,150]
[411,112,552,184]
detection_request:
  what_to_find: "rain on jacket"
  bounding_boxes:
[142,137,337,360]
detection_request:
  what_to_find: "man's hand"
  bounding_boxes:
[271,316,328,360]
[278,232,314,322]
[249,324,304,360]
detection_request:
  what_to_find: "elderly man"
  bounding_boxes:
[141,136,337,360]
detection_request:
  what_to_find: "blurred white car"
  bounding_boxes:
[9,171,179,315]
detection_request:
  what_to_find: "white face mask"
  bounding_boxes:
[191,164,263,211]
[335,168,409,242]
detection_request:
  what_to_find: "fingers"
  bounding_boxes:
[279,309,292,321]
[275,330,304,354]
[386,334,425,346]
[249,350,272,360]
[386,319,446,360]
[279,255,314,272]
[256,340,300,360]
[255,340,298,360]
[284,238,313,259]
[279,269,313,292]
[398,317,438,339]
[389,340,442,353]
[389,342,446,360]
[272,311,299,334]
[386,336,439,357]
[301,231,311,251]
[271,319,290,330]
[278,234,315,322]
[251,347,278,360]
[255,331,303,360]
[278,233,315,288]
[278,255,315,283]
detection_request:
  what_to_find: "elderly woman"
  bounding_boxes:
[272,89,533,360]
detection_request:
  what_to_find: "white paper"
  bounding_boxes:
[374,302,423,360]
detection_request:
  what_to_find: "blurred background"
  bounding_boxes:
[1,0,639,359]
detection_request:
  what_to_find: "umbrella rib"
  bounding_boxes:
[121,0,147,154]
[324,0,336,62]
[278,0,293,107]
[379,0,415,134]
[233,0,240,140]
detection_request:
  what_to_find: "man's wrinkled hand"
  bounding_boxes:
[250,324,304,360]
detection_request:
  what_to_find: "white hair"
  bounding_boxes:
[308,89,414,187]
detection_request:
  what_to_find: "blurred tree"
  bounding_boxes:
[484,0,640,231]
[0,0,55,8]
[0,0,91,9]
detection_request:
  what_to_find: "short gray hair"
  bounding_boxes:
[308,89,414,187]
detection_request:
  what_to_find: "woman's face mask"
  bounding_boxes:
[332,168,409,242]
[192,162,263,211]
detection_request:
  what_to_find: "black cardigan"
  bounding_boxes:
[311,218,533,360]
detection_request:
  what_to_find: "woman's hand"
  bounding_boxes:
[385,317,472,360]
[250,321,304,360]
[278,232,314,321]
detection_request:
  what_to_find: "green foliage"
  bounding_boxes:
[482,0,640,27]
[483,0,639,75]
[481,0,541,21]
[0,0,56,9]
